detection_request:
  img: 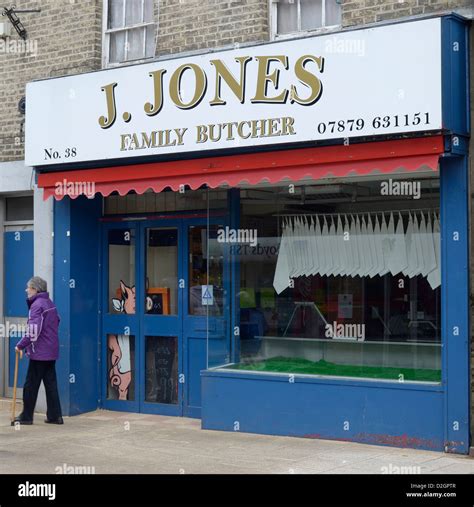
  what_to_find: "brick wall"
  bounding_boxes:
[155,0,269,57]
[0,0,102,163]
[342,0,473,26]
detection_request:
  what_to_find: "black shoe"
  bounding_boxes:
[44,417,63,424]
[13,417,33,425]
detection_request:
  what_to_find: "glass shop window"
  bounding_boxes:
[104,188,228,215]
[272,0,341,38]
[224,177,441,383]
[104,0,156,66]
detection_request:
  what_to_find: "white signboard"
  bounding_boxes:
[25,18,442,167]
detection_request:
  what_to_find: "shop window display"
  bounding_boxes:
[220,176,441,383]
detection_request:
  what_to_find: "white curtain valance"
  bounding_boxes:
[273,210,440,294]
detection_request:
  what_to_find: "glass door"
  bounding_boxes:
[102,223,140,412]
[183,219,231,418]
[141,221,182,416]
[101,214,231,417]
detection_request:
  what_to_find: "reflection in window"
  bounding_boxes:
[145,336,178,404]
[146,228,178,315]
[104,188,228,215]
[108,229,135,314]
[107,334,135,401]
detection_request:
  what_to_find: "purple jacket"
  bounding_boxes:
[16,292,60,361]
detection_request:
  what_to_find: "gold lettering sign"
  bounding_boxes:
[169,63,207,109]
[99,54,325,129]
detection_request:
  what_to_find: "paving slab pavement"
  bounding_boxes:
[0,405,473,475]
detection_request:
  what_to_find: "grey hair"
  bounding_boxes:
[27,276,47,293]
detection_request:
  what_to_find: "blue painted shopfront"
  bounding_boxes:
[42,14,470,453]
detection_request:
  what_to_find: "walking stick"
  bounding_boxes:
[11,348,23,426]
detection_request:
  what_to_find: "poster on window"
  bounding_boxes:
[338,294,353,319]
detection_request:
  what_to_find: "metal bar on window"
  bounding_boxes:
[322,0,326,27]
[271,0,278,39]
[105,21,155,34]
[141,0,146,58]
[297,0,301,32]
[124,29,129,61]
[122,0,127,61]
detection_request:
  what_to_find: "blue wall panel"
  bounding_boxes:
[185,336,206,418]
[4,229,33,388]
[202,371,445,450]
[4,230,33,317]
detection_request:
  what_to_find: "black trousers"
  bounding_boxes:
[21,359,62,421]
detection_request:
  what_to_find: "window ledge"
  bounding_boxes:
[271,24,341,42]
[104,56,155,70]
[202,366,444,391]
[105,21,155,34]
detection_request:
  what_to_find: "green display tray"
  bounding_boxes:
[226,356,441,382]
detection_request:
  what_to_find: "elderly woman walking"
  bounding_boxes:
[14,276,63,425]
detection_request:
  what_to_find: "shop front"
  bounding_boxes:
[25,14,470,452]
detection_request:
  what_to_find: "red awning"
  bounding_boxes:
[38,136,444,200]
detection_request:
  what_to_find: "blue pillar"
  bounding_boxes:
[54,195,102,416]
[441,154,470,454]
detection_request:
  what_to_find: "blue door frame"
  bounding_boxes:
[100,212,230,418]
